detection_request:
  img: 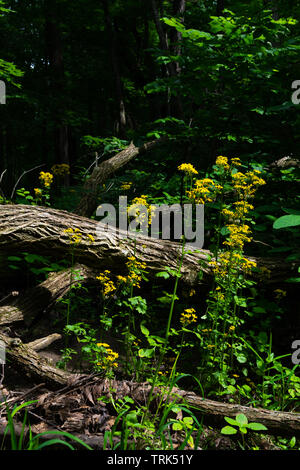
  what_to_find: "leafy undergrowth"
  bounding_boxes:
[0,157,299,451]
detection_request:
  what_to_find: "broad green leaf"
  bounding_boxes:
[172,422,183,431]
[273,215,300,229]
[138,348,155,358]
[140,324,149,337]
[235,413,248,426]
[221,426,237,435]
[224,416,238,426]
[156,271,170,279]
[247,422,267,431]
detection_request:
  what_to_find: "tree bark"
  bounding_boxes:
[26,333,62,352]
[0,205,296,288]
[101,0,128,137]
[0,331,299,435]
[27,375,300,436]
[44,0,70,185]
[74,138,165,217]
[170,0,186,74]
[0,332,73,388]
[0,264,96,326]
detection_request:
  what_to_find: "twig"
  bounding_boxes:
[0,383,45,408]
[10,164,45,200]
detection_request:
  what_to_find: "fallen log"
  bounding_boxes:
[0,205,296,288]
[26,333,62,351]
[0,333,299,437]
[0,264,96,326]
[0,332,75,388]
[75,139,166,218]
[34,376,300,437]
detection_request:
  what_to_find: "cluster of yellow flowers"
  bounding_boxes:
[223,224,253,250]
[216,156,242,170]
[39,171,53,188]
[96,270,116,297]
[128,195,155,225]
[274,288,287,300]
[63,227,83,244]
[96,342,119,368]
[210,251,257,276]
[216,156,230,170]
[232,170,266,198]
[178,163,198,175]
[34,188,43,199]
[125,256,147,289]
[120,181,132,191]
[51,164,70,176]
[222,201,254,220]
[187,178,223,205]
[63,227,95,245]
[180,308,197,326]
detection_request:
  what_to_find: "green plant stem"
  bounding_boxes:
[140,241,185,427]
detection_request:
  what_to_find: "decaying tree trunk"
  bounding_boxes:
[0,330,299,436]
[0,264,96,326]
[0,332,73,387]
[0,205,296,289]
[74,139,165,218]
[26,333,62,351]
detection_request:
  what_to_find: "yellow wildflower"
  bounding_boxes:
[180,308,197,326]
[178,163,198,175]
[274,289,287,300]
[51,164,70,176]
[120,181,132,190]
[39,171,53,188]
[231,157,242,167]
[216,156,230,170]
[96,270,116,297]
[34,188,42,199]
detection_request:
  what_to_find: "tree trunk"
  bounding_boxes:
[0,205,296,287]
[0,264,96,326]
[44,0,70,185]
[0,332,73,388]
[74,138,165,217]
[170,0,186,74]
[101,0,128,137]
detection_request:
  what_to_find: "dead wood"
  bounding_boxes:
[33,376,300,437]
[0,205,296,291]
[0,264,96,326]
[75,139,166,218]
[25,333,62,351]
[0,332,77,388]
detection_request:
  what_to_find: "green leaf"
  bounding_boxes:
[224,416,238,426]
[156,271,170,279]
[138,348,155,358]
[236,353,247,364]
[221,426,237,435]
[172,421,183,431]
[235,413,248,426]
[7,256,22,262]
[140,323,149,337]
[273,214,300,229]
[247,422,267,431]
